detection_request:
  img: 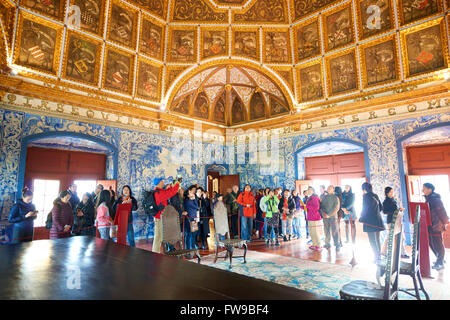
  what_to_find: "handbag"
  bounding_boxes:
[110,225,117,238]
[189,220,199,232]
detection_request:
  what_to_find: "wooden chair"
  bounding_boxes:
[212,201,247,269]
[161,205,201,263]
[381,206,430,299]
[339,210,403,300]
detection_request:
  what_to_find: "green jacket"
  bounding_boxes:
[263,196,279,218]
[226,191,240,213]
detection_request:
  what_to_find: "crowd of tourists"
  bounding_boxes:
[7,178,449,270]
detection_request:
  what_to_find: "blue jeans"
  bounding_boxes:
[240,216,253,241]
[292,217,301,238]
[263,218,268,239]
[98,227,110,240]
[184,230,198,249]
[127,223,135,247]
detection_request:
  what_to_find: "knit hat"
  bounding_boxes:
[153,177,165,186]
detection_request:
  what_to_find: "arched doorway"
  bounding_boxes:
[17,132,118,229]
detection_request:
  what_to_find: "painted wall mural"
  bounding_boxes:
[102,47,134,94]
[168,28,197,63]
[233,29,259,61]
[297,61,324,102]
[323,3,354,52]
[0,108,217,242]
[294,18,320,62]
[326,49,358,96]
[398,0,442,25]
[107,1,138,49]
[357,0,394,40]
[263,30,290,64]
[201,29,228,60]
[21,0,65,20]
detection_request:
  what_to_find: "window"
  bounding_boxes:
[73,180,97,199]
[33,179,60,227]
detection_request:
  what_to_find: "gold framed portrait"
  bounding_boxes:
[106,0,139,50]
[139,14,165,61]
[356,0,395,40]
[167,26,198,63]
[13,10,64,76]
[360,33,399,88]
[135,57,163,102]
[293,16,321,63]
[232,27,260,62]
[325,47,359,96]
[262,28,291,64]
[322,2,355,53]
[400,18,449,79]
[200,27,228,60]
[296,58,324,103]
[102,45,135,95]
[62,30,103,86]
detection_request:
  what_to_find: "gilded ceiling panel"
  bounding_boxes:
[233,0,288,24]
[171,0,228,23]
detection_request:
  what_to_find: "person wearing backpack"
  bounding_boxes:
[151,177,181,253]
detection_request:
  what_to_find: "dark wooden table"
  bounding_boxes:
[0,236,331,300]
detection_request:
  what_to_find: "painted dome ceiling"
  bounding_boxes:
[170,65,291,125]
[1,0,448,128]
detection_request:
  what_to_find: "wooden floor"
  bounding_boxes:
[137,221,450,286]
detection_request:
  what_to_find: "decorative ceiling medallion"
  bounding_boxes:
[232,27,260,62]
[233,0,288,24]
[263,28,292,64]
[359,33,399,89]
[106,0,139,50]
[13,10,64,76]
[171,0,228,23]
[139,14,165,61]
[68,0,106,37]
[400,18,449,79]
[21,0,66,21]
[62,30,103,87]
[356,0,395,41]
[102,45,135,96]
[322,2,355,53]
[135,58,163,102]
[200,27,229,61]
[167,26,198,63]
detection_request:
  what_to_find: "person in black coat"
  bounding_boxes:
[359,182,385,262]
[334,186,344,246]
[68,184,80,214]
[423,183,449,270]
[74,193,96,236]
[8,188,38,243]
[112,185,138,247]
[197,188,212,250]
[381,187,408,259]
[342,185,356,243]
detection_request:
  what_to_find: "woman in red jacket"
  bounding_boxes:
[237,184,256,241]
[50,191,74,239]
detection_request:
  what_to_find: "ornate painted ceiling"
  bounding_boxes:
[0,0,448,129]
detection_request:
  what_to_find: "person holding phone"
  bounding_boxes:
[50,191,74,239]
[8,187,38,243]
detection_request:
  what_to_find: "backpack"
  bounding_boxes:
[45,211,52,229]
[141,189,165,217]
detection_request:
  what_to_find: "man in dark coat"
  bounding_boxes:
[68,184,80,212]
[423,183,449,270]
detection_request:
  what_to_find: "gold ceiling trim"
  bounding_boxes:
[170,0,228,23]
[232,0,289,25]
